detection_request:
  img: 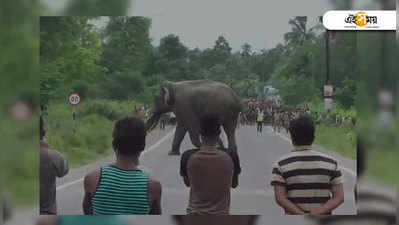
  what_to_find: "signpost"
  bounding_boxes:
[68,92,81,132]
[323,85,333,112]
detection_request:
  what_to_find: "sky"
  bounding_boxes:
[42,0,382,52]
[132,0,332,52]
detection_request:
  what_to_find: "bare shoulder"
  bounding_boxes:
[84,167,102,193]
[148,177,162,193]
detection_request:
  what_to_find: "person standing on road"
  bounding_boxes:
[270,116,344,215]
[82,117,162,215]
[256,110,264,134]
[180,114,241,215]
[40,116,69,215]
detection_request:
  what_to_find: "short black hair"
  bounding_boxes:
[199,114,222,137]
[112,117,146,155]
[289,116,315,146]
[40,116,45,140]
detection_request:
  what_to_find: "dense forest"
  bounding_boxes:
[40,16,357,111]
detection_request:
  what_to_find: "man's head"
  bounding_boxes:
[199,114,222,142]
[112,117,146,156]
[288,116,315,146]
[40,116,46,140]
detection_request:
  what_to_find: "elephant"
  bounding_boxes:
[146,80,243,155]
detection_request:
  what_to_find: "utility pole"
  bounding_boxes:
[320,15,333,113]
[325,30,330,85]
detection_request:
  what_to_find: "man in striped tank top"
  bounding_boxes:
[82,117,162,215]
[270,116,344,215]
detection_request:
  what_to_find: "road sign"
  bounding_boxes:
[68,92,81,106]
[324,85,333,97]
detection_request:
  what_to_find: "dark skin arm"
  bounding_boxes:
[182,175,190,187]
[223,148,241,188]
[180,150,195,187]
[82,168,101,215]
[274,185,306,215]
[310,183,344,215]
[147,178,162,215]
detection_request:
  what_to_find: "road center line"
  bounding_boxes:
[266,127,357,178]
[56,129,175,191]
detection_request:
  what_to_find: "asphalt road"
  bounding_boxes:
[55,124,357,224]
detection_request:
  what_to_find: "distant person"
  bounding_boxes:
[40,116,69,215]
[2,195,12,223]
[256,110,264,134]
[180,114,241,215]
[82,117,162,215]
[270,116,344,215]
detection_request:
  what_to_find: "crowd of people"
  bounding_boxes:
[240,98,356,137]
[40,110,349,216]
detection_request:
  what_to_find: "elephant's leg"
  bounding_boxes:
[223,117,238,153]
[170,123,187,155]
[188,130,201,148]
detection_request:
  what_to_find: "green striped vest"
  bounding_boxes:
[91,165,150,215]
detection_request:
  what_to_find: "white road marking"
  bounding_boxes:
[56,178,84,190]
[266,127,357,178]
[141,129,175,156]
[56,129,175,191]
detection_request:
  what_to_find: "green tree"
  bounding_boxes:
[159,34,187,60]
[241,43,252,57]
[334,77,357,109]
[40,17,102,104]
[284,16,319,48]
[101,16,152,74]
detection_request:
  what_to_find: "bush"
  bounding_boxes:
[45,100,138,167]
[77,99,138,121]
[80,114,112,154]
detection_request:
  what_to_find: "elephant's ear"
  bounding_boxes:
[162,82,175,106]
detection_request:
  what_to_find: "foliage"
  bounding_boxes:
[159,34,188,60]
[315,124,356,158]
[40,17,103,104]
[45,100,146,167]
[271,42,318,105]
[101,16,152,75]
[46,104,114,167]
[76,99,139,120]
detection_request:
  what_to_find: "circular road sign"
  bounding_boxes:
[68,92,81,106]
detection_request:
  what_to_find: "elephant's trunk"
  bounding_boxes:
[146,113,161,133]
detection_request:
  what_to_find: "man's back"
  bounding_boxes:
[181,146,234,215]
[40,142,69,214]
[271,147,342,214]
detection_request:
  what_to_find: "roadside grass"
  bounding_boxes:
[315,123,356,159]
[45,99,141,167]
[367,148,398,187]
